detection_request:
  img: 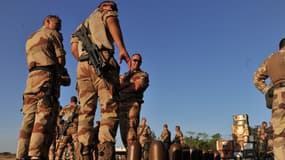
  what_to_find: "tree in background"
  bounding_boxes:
[184,131,222,151]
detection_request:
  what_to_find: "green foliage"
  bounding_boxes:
[184,131,222,151]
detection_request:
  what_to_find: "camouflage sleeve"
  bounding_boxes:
[253,58,270,94]
[51,31,66,58]
[137,72,149,92]
[70,23,84,44]
[70,35,79,44]
[102,10,118,26]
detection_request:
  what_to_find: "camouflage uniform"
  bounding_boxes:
[71,6,121,160]
[160,125,171,151]
[137,122,152,160]
[254,49,285,160]
[55,101,79,160]
[257,122,268,158]
[119,69,149,148]
[173,126,184,145]
[16,19,67,160]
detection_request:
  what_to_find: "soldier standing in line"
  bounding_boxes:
[55,96,79,160]
[16,15,70,160]
[254,37,285,160]
[137,118,152,160]
[257,121,268,159]
[119,53,149,148]
[70,1,130,160]
[49,106,63,160]
[172,125,184,145]
[160,124,171,152]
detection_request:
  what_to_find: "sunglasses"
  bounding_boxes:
[132,59,141,63]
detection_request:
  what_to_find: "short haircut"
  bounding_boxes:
[70,96,77,103]
[42,15,61,25]
[279,38,285,49]
[98,1,118,11]
[176,125,180,130]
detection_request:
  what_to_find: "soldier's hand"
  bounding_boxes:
[119,51,131,68]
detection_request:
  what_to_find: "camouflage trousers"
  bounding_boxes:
[16,94,59,159]
[76,60,119,160]
[54,131,78,160]
[119,101,141,148]
[271,87,285,160]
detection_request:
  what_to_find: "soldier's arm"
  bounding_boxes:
[253,60,269,93]
[71,42,80,61]
[53,32,66,66]
[70,35,80,61]
[106,16,130,66]
[134,73,149,91]
[121,73,149,92]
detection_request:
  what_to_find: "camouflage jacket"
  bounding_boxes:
[254,50,285,93]
[119,69,149,102]
[160,128,171,144]
[137,125,152,146]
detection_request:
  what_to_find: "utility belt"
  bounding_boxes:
[29,65,56,72]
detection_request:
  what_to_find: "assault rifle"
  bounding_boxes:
[74,24,108,78]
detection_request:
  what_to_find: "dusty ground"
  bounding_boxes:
[0,155,15,160]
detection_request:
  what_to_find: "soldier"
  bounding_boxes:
[70,1,130,160]
[253,37,285,160]
[257,121,268,159]
[160,124,171,152]
[49,106,64,160]
[16,15,69,160]
[137,118,152,160]
[172,125,184,145]
[55,96,79,160]
[119,53,149,148]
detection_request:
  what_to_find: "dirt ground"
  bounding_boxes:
[0,155,15,160]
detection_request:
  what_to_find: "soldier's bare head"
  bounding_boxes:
[163,124,168,128]
[43,15,62,31]
[279,37,285,50]
[98,1,118,11]
[70,96,77,103]
[262,121,267,127]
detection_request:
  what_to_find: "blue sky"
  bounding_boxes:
[1,0,283,152]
